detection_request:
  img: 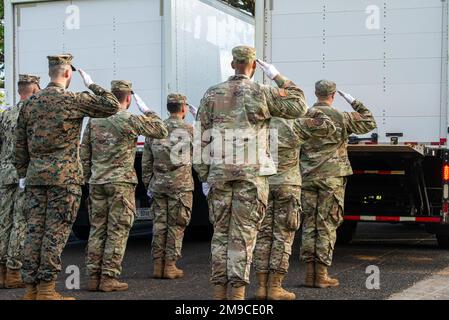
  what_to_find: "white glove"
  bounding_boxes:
[338,90,356,105]
[187,103,197,118]
[134,94,151,114]
[19,178,26,190]
[147,189,153,200]
[78,69,94,88]
[202,183,210,197]
[256,59,280,80]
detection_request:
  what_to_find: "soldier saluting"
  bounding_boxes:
[300,80,377,288]
[194,46,308,300]
[14,54,120,300]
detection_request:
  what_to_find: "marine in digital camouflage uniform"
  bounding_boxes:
[253,109,336,300]
[0,74,40,290]
[14,54,120,300]
[81,80,168,292]
[142,93,194,280]
[300,80,377,288]
[193,46,308,300]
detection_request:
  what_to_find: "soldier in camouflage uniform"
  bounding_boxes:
[300,80,377,288]
[142,93,196,280]
[253,109,336,300]
[82,81,168,292]
[194,46,308,300]
[14,54,120,300]
[0,74,40,289]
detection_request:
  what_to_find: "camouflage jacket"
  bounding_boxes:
[0,102,23,186]
[193,74,308,183]
[81,109,168,185]
[300,100,377,181]
[268,109,336,186]
[142,116,194,193]
[14,82,120,186]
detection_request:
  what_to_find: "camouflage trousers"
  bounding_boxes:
[208,177,269,287]
[22,185,81,284]
[151,192,192,262]
[86,183,136,278]
[254,185,302,274]
[300,177,346,267]
[0,184,26,270]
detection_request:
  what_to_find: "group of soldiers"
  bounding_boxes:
[0,45,376,301]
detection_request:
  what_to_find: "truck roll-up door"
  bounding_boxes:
[262,0,448,145]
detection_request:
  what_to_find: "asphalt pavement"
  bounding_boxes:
[1,222,449,300]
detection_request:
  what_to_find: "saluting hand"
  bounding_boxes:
[256,59,280,80]
[78,69,94,88]
[338,90,356,105]
[187,103,198,118]
[134,93,151,114]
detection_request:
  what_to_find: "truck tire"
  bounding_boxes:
[72,226,90,241]
[337,221,358,245]
[437,234,449,249]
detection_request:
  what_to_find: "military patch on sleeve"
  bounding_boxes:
[308,118,324,127]
[278,89,287,97]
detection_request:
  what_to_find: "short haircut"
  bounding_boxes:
[113,90,132,104]
[167,102,183,113]
[18,82,35,96]
[49,65,68,78]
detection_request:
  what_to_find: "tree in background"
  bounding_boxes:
[220,0,255,16]
[0,1,4,89]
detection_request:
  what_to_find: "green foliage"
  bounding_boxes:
[220,0,255,16]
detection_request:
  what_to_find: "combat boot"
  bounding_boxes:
[213,284,227,300]
[0,264,6,288]
[98,275,129,292]
[267,273,296,300]
[305,262,316,288]
[254,272,268,300]
[163,260,184,279]
[153,258,164,279]
[5,268,25,288]
[88,275,101,292]
[229,285,246,300]
[315,263,339,288]
[36,281,75,300]
[23,284,38,300]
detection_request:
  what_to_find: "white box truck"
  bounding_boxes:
[255,0,449,247]
[4,0,254,239]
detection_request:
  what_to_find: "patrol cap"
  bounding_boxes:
[167,93,187,105]
[111,80,134,94]
[232,46,257,64]
[315,80,337,97]
[47,54,76,71]
[18,74,40,86]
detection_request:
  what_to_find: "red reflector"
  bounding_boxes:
[443,202,449,214]
[441,138,447,145]
[444,165,449,181]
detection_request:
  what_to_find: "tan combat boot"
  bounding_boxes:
[315,263,339,288]
[36,281,75,300]
[213,284,227,300]
[267,273,296,300]
[229,286,246,300]
[98,275,129,292]
[305,262,316,288]
[23,284,38,300]
[163,260,184,279]
[254,273,268,300]
[0,264,6,288]
[5,268,25,288]
[153,258,164,279]
[88,275,101,292]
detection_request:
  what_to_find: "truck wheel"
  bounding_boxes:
[72,226,90,241]
[337,221,358,245]
[437,234,449,249]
